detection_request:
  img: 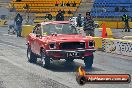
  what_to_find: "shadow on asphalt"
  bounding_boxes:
[35,60,104,72]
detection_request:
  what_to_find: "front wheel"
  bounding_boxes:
[27,46,37,63]
[41,50,50,68]
[84,55,94,69]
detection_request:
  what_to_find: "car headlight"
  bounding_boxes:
[88,41,95,48]
[49,42,56,49]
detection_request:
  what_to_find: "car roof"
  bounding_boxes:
[41,21,71,25]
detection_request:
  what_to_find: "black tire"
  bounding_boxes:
[65,59,74,62]
[41,50,50,68]
[27,46,37,63]
[76,76,87,85]
[84,55,93,69]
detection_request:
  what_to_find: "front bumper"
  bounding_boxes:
[46,49,96,52]
[46,49,96,59]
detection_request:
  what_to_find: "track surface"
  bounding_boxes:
[0,27,132,88]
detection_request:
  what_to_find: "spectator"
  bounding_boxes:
[56,10,64,21]
[102,8,106,12]
[23,4,29,10]
[8,18,15,34]
[62,10,65,14]
[16,0,21,2]
[120,7,128,12]
[77,14,82,27]
[55,1,59,6]
[61,1,65,7]
[66,2,70,7]
[83,12,95,36]
[25,16,29,24]
[68,10,72,14]
[45,14,49,19]
[72,1,76,7]
[14,13,23,37]
[10,4,16,12]
[25,16,33,25]
[48,14,53,20]
[122,14,130,32]
[115,6,119,12]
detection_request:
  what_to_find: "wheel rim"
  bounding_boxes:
[41,52,46,66]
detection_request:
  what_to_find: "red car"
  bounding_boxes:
[27,21,96,68]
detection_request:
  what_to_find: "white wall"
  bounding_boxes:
[102,38,132,57]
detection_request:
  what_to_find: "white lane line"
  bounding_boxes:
[3,34,16,37]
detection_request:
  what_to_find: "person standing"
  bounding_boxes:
[66,1,70,7]
[68,10,72,14]
[77,14,82,27]
[56,10,64,21]
[72,1,76,7]
[8,17,15,34]
[122,14,130,32]
[83,12,95,36]
[47,14,53,20]
[14,13,23,37]
[62,10,65,15]
[115,6,119,12]
[61,1,65,7]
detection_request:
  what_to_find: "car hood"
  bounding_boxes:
[46,34,93,42]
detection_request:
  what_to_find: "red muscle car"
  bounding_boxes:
[27,21,96,68]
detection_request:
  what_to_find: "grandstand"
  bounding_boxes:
[8,0,81,21]
[91,0,132,21]
[75,0,94,17]
[7,0,132,22]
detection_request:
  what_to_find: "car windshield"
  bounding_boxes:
[42,23,79,35]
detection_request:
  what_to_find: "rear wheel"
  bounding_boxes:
[84,55,93,69]
[27,46,37,63]
[41,50,50,68]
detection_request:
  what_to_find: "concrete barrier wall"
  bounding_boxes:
[93,37,102,49]
[21,25,34,37]
[102,38,132,57]
[98,21,132,29]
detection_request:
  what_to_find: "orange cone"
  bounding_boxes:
[102,23,107,38]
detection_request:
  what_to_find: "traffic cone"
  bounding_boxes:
[102,23,107,38]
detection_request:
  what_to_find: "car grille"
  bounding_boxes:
[60,42,85,49]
